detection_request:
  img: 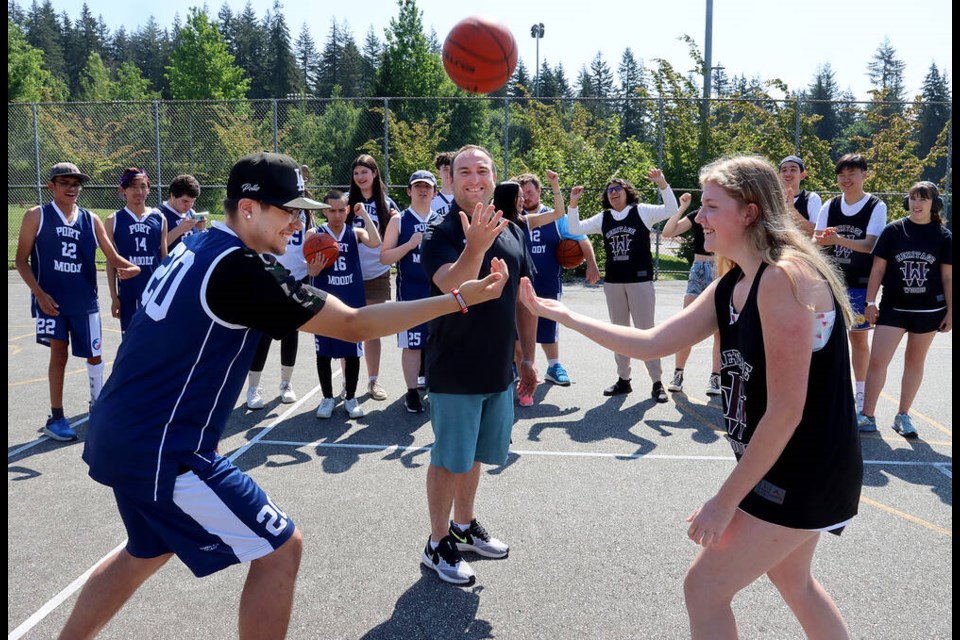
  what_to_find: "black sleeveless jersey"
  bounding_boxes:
[601,206,654,283]
[794,190,810,219]
[824,195,881,287]
[714,263,862,530]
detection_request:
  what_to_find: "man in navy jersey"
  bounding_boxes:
[159,174,205,251]
[517,172,599,387]
[60,152,508,639]
[15,162,140,442]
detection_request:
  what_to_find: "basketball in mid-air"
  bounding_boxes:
[442,16,518,94]
[303,232,339,269]
[556,238,585,269]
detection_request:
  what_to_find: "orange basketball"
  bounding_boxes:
[442,16,518,94]
[556,238,584,269]
[303,232,339,269]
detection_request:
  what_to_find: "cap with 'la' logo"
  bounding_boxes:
[227,152,328,210]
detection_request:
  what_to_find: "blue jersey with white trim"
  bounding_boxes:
[395,208,436,302]
[84,224,323,500]
[310,225,366,308]
[112,208,164,303]
[30,203,99,315]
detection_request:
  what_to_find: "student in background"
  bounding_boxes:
[158,174,204,251]
[778,155,820,236]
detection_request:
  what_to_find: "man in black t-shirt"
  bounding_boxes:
[419,145,538,586]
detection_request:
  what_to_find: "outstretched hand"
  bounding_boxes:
[459,204,506,254]
[518,277,568,322]
[647,168,668,189]
[458,257,509,306]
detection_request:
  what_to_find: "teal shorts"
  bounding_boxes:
[429,389,514,473]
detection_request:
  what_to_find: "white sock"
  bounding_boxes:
[429,538,440,550]
[368,375,378,383]
[855,381,865,412]
[248,371,262,389]
[280,365,294,383]
[87,362,104,401]
[547,359,559,367]
[453,521,472,532]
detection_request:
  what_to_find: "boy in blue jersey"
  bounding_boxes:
[381,170,440,413]
[14,162,141,442]
[59,152,509,639]
[104,167,168,332]
[159,174,205,251]
[516,171,599,392]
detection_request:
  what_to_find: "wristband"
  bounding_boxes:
[866,301,877,307]
[451,288,468,314]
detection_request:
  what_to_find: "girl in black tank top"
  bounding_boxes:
[517,156,861,639]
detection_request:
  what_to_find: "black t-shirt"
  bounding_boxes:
[873,218,952,311]
[207,249,325,339]
[684,209,711,257]
[420,201,535,394]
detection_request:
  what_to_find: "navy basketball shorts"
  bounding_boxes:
[113,456,296,577]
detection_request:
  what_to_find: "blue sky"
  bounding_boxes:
[44,0,952,101]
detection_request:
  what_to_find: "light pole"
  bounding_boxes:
[530,23,544,97]
[700,0,714,162]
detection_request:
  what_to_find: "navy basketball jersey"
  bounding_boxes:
[112,207,165,303]
[311,225,365,358]
[523,205,562,297]
[714,264,862,530]
[431,192,453,217]
[30,202,99,315]
[601,206,654,283]
[395,208,436,302]
[159,202,198,251]
[84,228,264,500]
[823,195,881,287]
[352,195,398,279]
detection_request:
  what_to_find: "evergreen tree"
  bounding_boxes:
[867,37,907,116]
[554,62,572,99]
[916,63,951,182]
[316,19,344,98]
[9,0,26,26]
[361,27,382,95]
[294,23,320,95]
[230,1,268,98]
[537,60,559,100]
[65,3,108,96]
[131,17,170,97]
[618,48,649,141]
[112,60,160,100]
[24,0,66,85]
[805,64,841,148]
[261,0,299,98]
[111,26,133,66]
[510,59,531,98]
[340,36,366,97]
[165,7,249,100]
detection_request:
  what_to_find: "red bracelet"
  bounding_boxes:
[451,288,468,314]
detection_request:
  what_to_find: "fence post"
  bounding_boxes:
[154,101,162,206]
[273,99,279,153]
[383,98,390,186]
[503,97,510,177]
[32,103,42,206]
[794,96,802,154]
[657,98,665,168]
[945,115,953,229]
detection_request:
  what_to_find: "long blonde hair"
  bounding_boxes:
[699,156,854,326]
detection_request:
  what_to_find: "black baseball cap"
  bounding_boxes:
[48,162,91,184]
[779,155,805,172]
[227,152,328,210]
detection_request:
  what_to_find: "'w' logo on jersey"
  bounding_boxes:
[900,261,930,287]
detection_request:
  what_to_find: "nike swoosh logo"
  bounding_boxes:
[450,529,468,544]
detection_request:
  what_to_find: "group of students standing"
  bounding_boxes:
[15,146,950,640]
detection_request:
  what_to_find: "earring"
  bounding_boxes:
[246,214,252,219]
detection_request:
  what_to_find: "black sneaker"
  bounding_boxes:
[651,381,668,403]
[667,369,684,392]
[603,378,632,396]
[404,389,424,413]
[421,535,476,585]
[449,519,509,558]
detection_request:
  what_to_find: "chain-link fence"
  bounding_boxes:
[8,96,953,274]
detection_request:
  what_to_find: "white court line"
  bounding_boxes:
[256,438,949,467]
[8,541,127,640]
[9,379,331,639]
[8,416,90,460]
[933,463,952,478]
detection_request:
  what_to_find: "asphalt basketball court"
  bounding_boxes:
[7,271,953,639]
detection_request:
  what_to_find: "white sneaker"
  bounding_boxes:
[368,379,387,401]
[279,381,297,403]
[246,386,264,410]
[344,398,364,419]
[316,397,336,419]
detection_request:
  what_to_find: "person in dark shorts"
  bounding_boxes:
[59,151,508,639]
[520,156,862,639]
[857,181,952,438]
